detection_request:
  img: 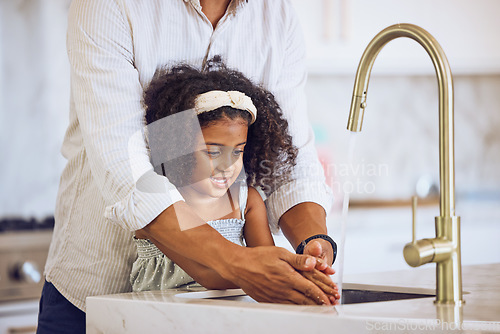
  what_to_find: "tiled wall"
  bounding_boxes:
[1,1,499,217]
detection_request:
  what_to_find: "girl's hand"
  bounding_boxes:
[303,239,335,275]
[298,268,340,305]
[301,239,340,304]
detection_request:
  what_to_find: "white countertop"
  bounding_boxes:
[87,263,500,333]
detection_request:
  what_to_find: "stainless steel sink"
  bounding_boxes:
[341,288,433,304]
[175,283,435,305]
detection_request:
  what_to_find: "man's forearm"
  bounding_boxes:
[279,202,336,267]
[145,230,238,290]
[139,201,242,277]
[278,202,327,250]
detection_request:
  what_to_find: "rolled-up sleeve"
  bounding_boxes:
[67,0,183,231]
[265,4,334,232]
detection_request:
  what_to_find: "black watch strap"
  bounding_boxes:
[295,234,337,265]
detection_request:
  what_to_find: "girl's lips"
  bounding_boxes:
[210,176,231,188]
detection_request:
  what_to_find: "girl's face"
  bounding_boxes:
[187,117,248,199]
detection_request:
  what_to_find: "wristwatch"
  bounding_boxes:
[295,234,337,265]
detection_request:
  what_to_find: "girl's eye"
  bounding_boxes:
[233,149,244,157]
[205,151,221,158]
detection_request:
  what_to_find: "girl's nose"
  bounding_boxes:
[214,151,238,173]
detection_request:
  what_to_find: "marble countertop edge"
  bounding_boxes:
[86,263,500,333]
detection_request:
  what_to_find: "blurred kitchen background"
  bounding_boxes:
[0,0,500,333]
[290,0,500,276]
[0,0,499,330]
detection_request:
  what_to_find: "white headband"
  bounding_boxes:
[194,90,257,124]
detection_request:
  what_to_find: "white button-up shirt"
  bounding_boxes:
[45,0,333,311]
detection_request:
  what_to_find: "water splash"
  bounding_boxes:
[336,131,358,305]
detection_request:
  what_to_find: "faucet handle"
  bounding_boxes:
[403,196,434,267]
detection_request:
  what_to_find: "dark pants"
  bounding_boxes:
[36,280,86,334]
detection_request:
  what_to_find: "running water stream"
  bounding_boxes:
[335,131,358,305]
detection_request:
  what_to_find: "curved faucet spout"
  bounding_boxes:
[347,23,463,304]
[347,23,455,218]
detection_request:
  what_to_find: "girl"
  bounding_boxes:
[131,59,338,302]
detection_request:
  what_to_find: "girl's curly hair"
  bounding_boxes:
[143,57,297,195]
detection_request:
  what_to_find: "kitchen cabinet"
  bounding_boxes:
[0,301,38,334]
[291,0,500,74]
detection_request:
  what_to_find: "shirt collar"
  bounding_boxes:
[183,0,248,14]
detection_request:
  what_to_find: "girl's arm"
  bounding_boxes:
[243,187,275,247]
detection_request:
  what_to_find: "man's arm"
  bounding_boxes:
[136,219,238,290]
[279,202,335,273]
[68,0,185,231]
[139,201,334,305]
[264,2,334,237]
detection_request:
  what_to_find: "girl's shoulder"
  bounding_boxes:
[244,186,265,215]
[246,186,262,201]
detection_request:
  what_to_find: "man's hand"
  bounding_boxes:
[220,246,334,305]
[298,268,340,305]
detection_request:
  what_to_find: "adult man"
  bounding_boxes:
[37,1,335,332]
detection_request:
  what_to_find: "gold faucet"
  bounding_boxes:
[347,23,463,305]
